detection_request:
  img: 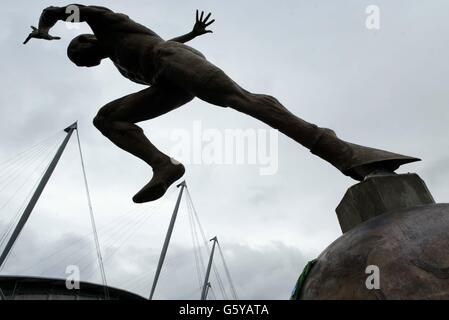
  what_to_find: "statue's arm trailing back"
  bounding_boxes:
[23,4,163,45]
[169,10,215,43]
[23,4,111,44]
[24,5,214,45]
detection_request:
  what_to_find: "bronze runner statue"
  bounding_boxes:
[24,5,419,203]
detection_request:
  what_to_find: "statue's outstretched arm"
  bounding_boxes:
[23,5,110,44]
[170,10,215,43]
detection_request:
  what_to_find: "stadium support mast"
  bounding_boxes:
[149,181,186,300]
[201,236,218,300]
[0,123,77,270]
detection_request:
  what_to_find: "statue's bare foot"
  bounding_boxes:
[133,160,185,203]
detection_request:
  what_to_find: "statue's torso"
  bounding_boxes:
[100,33,161,85]
[88,13,206,86]
[88,13,164,85]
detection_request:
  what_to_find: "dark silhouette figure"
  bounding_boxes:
[25,5,419,203]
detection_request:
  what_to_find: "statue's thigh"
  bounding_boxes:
[159,49,242,107]
[97,84,194,123]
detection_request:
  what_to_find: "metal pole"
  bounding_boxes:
[201,236,218,300]
[0,122,77,269]
[149,180,186,300]
[204,282,211,300]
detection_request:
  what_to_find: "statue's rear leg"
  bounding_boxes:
[218,88,419,180]
[93,84,194,203]
[165,49,419,180]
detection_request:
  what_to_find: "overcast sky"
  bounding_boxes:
[0,0,448,300]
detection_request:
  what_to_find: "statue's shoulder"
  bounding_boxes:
[82,6,129,23]
[87,6,131,24]
[85,6,114,14]
[85,7,132,28]
[83,6,158,37]
[102,12,159,37]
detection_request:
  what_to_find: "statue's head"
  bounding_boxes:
[67,34,106,67]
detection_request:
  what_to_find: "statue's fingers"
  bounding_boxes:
[51,36,61,40]
[205,19,215,27]
[204,12,212,24]
[200,11,204,21]
[30,26,37,31]
[196,9,199,22]
[23,34,33,45]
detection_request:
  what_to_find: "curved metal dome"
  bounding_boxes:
[0,276,146,300]
[300,203,449,300]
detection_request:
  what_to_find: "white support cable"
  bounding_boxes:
[104,199,175,291]
[0,132,64,242]
[185,188,230,300]
[0,139,61,226]
[188,189,228,299]
[0,131,62,173]
[0,141,62,270]
[217,241,239,300]
[0,174,42,251]
[185,189,227,299]
[52,213,147,278]
[0,137,60,208]
[187,191,208,271]
[22,206,148,276]
[0,171,43,250]
[209,285,217,300]
[77,212,150,269]
[188,197,207,276]
[83,212,153,281]
[184,287,203,300]
[0,132,62,179]
[0,183,40,271]
[0,140,51,187]
[186,198,205,291]
[75,129,109,300]
[0,124,77,272]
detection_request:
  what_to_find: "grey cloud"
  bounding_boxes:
[0,0,448,299]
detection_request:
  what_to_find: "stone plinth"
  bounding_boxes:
[336,173,435,233]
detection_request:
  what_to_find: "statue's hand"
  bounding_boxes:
[192,10,215,36]
[23,26,61,44]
